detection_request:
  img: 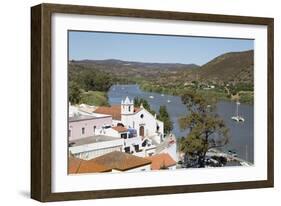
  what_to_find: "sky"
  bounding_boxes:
[68,31,254,66]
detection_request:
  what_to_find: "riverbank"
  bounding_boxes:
[137,80,253,104]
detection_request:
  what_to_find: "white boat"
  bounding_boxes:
[161,94,164,96]
[231,101,245,122]
[149,96,154,99]
[231,116,245,122]
[167,99,171,103]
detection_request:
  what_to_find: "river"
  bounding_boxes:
[108,84,254,163]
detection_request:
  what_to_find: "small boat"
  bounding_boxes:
[161,94,164,96]
[167,99,171,103]
[231,101,245,122]
[231,116,245,122]
[149,96,154,99]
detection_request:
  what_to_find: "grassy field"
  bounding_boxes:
[238,91,254,104]
[80,91,109,106]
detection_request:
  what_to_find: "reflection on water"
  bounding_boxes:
[108,84,254,163]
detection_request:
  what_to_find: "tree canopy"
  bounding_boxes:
[69,64,113,92]
[179,91,229,167]
[69,81,82,104]
[134,97,155,115]
[158,105,173,134]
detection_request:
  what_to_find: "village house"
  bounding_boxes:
[69,151,152,174]
[69,135,124,160]
[68,97,177,169]
[68,101,159,159]
[68,114,112,141]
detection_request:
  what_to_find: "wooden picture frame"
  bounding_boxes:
[31,3,274,202]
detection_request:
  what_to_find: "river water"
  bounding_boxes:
[108,84,254,163]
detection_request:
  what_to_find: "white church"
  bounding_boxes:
[68,97,178,163]
[94,96,164,143]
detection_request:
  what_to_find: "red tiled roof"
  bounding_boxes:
[94,105,141,120]
[91,151,151,171]
[69,151,152,174]
[68,156,82,174]
[145,153,176,170]
[78,159,112,173]
[68,156,112,174]
[94,105,121,120]
[112,126,128,133]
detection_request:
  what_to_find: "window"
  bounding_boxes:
[124,146,130,153]
[121,133,127,139]
[140,114,144,118]
[134,144,140,152]
[93,126,96,134]
[142,139,148,147]
[128,105,131,112]
[68,129,71,137]
[82,127,85,135]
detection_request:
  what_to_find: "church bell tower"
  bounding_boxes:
[121,96,134,115]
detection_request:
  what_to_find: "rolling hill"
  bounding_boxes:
[197,50,253,84]
[69,50,254,86]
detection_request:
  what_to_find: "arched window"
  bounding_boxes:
[128,106,131,112]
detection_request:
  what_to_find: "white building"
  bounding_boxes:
[69,135,124,160]
[94,97,164,144]
[68,98,176,164]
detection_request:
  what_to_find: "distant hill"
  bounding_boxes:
[71,59,199,70]
[69,50,253,85]
[196,50,254,84]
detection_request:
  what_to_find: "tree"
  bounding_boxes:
[68,64,113,92]
[158,106,173,134]
[179,91,229,167]
[134,97,155,115]
[69,81,82,104]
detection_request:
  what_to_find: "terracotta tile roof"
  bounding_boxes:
[112,126,128,133]
[94,105,141,120]
[68,156,82,174]
[91,151,151,171]
[68,156,112,174]
[78,159,112,173]
[145,153,176,170]
[94,105,122,120]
